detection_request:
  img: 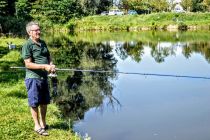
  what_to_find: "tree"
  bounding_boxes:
[203,0,210,11]
[7,0,16,16]
[181,0,193,12]
[121,0,129,11]
[0,0,16,16]
[122,0,169,13]
[77,0,101,15]
[97,0,111,14]
[150,0,169,12]
[31,0,79,23]
[191,0,205,12]
[0,0,7,16]
[15,0,31,20]
[29,0,113,23]
[121,0,150,14]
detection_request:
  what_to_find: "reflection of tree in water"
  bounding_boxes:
[43,32,74,48]
[112,38,210,64]
[150,42,170,63]
[48,33,210,123]
[115,41,144,62]
[187,42,210,63]
[50,41,120,121]
[114,40,173,63]
[123,41,144,62]
[52,42,84,68]
[52,72,87,121]
[149,41,210,63]
[182,44,192,59]
[46,31,210,65]
[203,47,210,63]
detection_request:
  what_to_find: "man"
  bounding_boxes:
[22,21,55,136]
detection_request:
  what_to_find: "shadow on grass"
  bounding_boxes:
[0,46,9,59]
[0,46,22,59]
[49,122,70,131]
[6,91,27,99]
[0,71,25,83]
[0,58,23,69]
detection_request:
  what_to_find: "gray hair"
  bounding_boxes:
[26,21,39,33]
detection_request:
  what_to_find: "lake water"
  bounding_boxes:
[46,31,210,140]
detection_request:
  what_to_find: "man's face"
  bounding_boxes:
[29,24,41,40]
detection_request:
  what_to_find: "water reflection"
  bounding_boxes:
[108,39,210,63]
[44,31,210,63]
[43,31,210,139]
[49,41,119,121]
[45,31,210,120]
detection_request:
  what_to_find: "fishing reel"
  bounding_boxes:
[48,72,57,77]
[48,67,57,77]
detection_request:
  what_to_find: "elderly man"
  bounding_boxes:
[22,21,55,136]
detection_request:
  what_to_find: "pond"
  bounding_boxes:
[46,31,210,140]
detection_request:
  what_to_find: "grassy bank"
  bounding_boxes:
[67,12,210,31]
[0,38,80,140]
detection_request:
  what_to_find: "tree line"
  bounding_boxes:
[0,0,112,34]
[0,0,210,34]
[0,0,112,22]
[121,0,210,13]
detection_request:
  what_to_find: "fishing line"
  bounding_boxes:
[10,66,210,80]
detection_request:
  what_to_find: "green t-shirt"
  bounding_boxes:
[22,38,50,79]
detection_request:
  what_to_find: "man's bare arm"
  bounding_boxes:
[24,58,55,72]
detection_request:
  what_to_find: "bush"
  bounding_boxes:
[0,16,27,36]
[67,18,82,32]
[151,22,157,30]
[178,22,188,31]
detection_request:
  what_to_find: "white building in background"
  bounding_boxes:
[168,0,182,4]
[167,0,185,13]
[173,3,185,13]
[173,0,182,4]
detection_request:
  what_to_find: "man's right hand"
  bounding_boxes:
[44,64,55,73]
[24,58,56,72]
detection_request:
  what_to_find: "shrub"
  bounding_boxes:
[178,22,188,31]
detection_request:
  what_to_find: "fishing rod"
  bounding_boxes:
[10,66,210,80]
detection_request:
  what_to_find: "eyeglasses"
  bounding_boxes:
[31,29,40,32]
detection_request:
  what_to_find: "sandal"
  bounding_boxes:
[43,124,49,130]
[35,128,49,136]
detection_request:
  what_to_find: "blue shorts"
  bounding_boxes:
[25,78,50,107]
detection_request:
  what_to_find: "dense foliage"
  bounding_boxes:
[1,0,210,34]
[121,0,210,13]
[0,0,112,23]
[0,0,112,34]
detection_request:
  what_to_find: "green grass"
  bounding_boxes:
[0,40,81,139]
[0,79,79,140]
[68,12,210,31]
[0,37,26,48]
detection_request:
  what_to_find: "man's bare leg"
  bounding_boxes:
[39,104,47,128]
[31,107,41,130]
